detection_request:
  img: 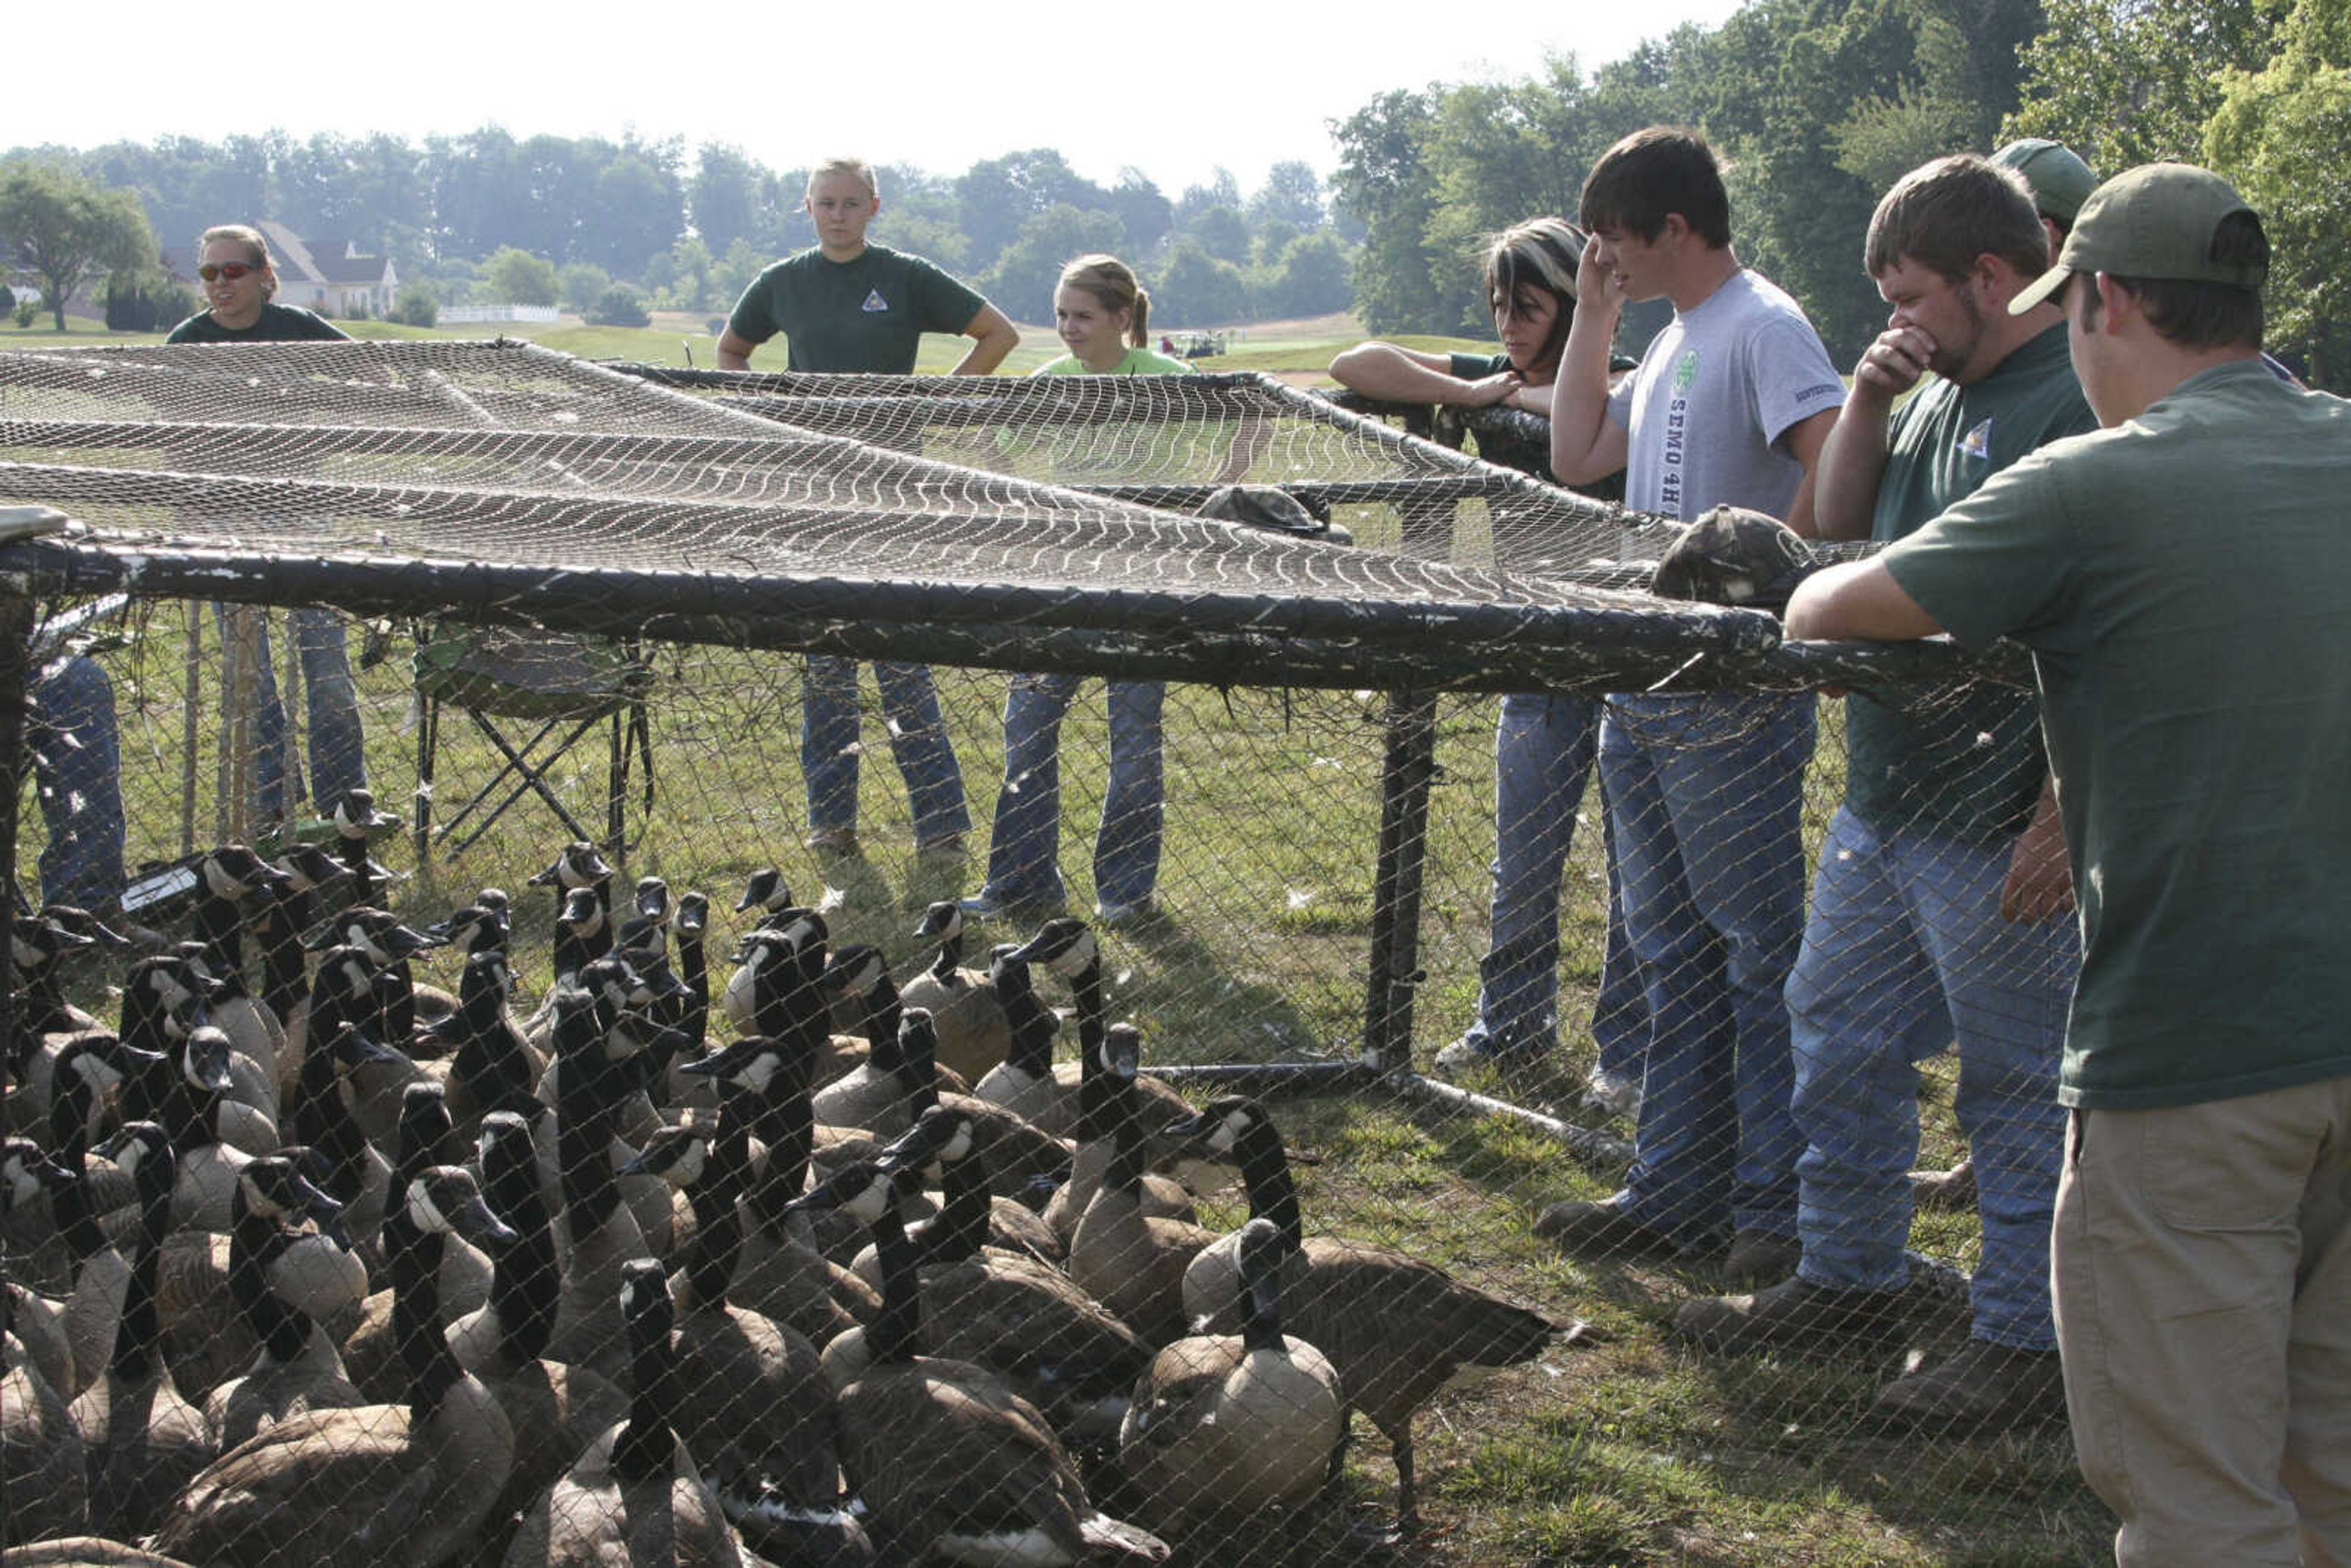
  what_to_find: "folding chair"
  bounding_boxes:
[411,624,653,865]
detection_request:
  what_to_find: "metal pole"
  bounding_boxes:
[179,600,202,855]
[1360,691,1438,1075]
[0,587,34,1098]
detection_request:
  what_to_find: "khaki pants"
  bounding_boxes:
[2053,1078,2351,1566]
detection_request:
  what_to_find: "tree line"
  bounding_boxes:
[1335,0,2345,386]
[0,129,1356,331]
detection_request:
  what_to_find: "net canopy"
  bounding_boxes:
[0,339,1985,694]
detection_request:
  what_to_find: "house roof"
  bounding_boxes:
[161,220,392,287]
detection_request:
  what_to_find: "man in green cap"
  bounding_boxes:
[1786,164,2351,1564]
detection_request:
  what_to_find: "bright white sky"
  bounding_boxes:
[33,0,1747,195]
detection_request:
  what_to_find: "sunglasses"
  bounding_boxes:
[197,262,260,283]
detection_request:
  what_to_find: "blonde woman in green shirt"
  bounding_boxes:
[962,256,1184,926]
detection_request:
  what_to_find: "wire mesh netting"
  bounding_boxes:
[0,340,2104,1567]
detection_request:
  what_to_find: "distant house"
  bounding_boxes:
[162,220,397,318]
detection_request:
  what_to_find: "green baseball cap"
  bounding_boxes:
[1989,138,2098,225]
[2010,162,2267,314]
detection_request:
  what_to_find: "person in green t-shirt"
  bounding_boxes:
[1789,165,2351,1562]
[165,222,348,345]
[718,159,1019,857]
[1672,155,2090,1437]
[961,255,1183,926]
[1330,217,1647,1119]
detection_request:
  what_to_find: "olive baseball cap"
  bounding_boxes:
[1989,138,2098,225]
[2010,162,2267,314]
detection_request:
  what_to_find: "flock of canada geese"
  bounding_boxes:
[1,812,1575,1567]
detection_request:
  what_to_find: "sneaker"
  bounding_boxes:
[1432,1034,1547,1079]
[1868,1338,2066,1436]
[802,825,860,855]
[1910,1157,1978,1213]
[1673,1275,1911,1355]
[1092,898,1155,930]
[1532,1198,1684,1263]
[1583,1066,1643,1120]
[956,888,1065,923]
[1723,1230,1802,1287]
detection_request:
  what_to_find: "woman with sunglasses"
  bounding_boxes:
[165,225,368,828]
[167,225,347,343]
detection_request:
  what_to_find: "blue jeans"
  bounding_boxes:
[1602,692,1815,1247]
[29,656,126,912]
[1456,692,1647,1065]
[1787,806,2076,1348]
[801,656,969,844]
[978,673,1163,910]
[216,606,368,817]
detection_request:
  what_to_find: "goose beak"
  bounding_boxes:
[187,1035,234,1093]
[451,1192,519,1249]
[337,1028,411,1068]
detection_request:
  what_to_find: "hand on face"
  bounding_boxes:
[1577,233,1630,319]
[1853,323,1937,401]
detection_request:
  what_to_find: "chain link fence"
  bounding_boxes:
[0,342,2104,1566]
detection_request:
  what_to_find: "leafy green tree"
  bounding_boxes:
[0,162,154,328]
[1156,238,1252,325]
[954,150,1106,270]
[396,285,439,327]
[1188,204,1254,267]
[590,145,684,274]
[2206,0,2351,385]
[1107,168,1174,253]
[1254,219,1302,268]
[981,204,1127,324]
[1249,160,1328,230]
[1329,88,1445,332]
[709,237,766,311]
[689,142,775,255]
[484,246,558,307]
[1262,231,1354,318]
[2006,0,2276,170]
[586,282,650,328]
[560,261,613,315]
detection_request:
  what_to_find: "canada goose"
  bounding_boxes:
[427,950,546,1144]
[543,979,656,1375]
[342,1084,495,1400]
[119,1023,263,1232]
[857,1103,1060,1275]
[304,912,441,1142]
[287,958,403,1245]
[899,901,1011,1083]
[2,1250,89,1547]
[328,787,400,908]
[1118,1215,1344,1522]
[4,909,105,1141]
[1166,1096,1561,1537]
[1067,1028,1219,1348]
[631,1095,865,1566]
[733,866,792,920]
[847,1107,1142,1447]
[719,909,849,1065]
[678,1032,879,1348]
[530,842,616,968]
[2,1137,81,1399]
[258,845,354,1102]
[970,943,1055,1123]
[203,1155,365,1447]
[1010,926,1194,1242]
[155,1166,520,1568]
[792,1162,1171,1566]
[70,1123,214,1539]
[187,847,292,1101]
[503,1258,747,1568]
[892,1011,1072,1205]
[451,1111,630,1547]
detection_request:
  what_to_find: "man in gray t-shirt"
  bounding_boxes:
[1540,127,1842,1277]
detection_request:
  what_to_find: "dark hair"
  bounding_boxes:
[1482,216,1584,369]
[1864,155,2049,283]
[198,223,275,299]
[1579,127,1730,249]
[1059,253,1149,347]
[2077,211,2269,350]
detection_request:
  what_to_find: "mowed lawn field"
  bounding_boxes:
[8,318,2103,1566]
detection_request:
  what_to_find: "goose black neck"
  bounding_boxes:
[21,964,70,1035]
[682,1105,750,1310]
[1240,1264,1289,1356]
[112,1157,171,1382]
[258,888,310,1021]
[613,1289,677,1484]
[1234,1116,1305,1253]
[677,931,709,1047]
[746,1056,814,1236]
[293,1041,370,1204]
[374,958,416,1043]
[483,1136,558,1366]
[53,1164,104,1267]
[865,973,905,1063]
[1103,1071,1146,1199]
[866,1201,921,1365]
[923,1142,991,1267]
[388,1209,462,1421]
[929,926,962,982]
[231,1202,315,1364]
[999,977,1056,1081]
[192,890,247,980]
[1072,964,1109,1144]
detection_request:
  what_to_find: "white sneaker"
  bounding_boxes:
[1432,1036,1496,1077]
[1584,1067,1642,1120]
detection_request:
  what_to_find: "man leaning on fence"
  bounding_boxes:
[1535,127,1843,1281]
[1788,164,2351,1566]
[1673,154,2090,1438]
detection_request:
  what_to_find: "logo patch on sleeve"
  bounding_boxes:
[1960,416,1992,460]
[861,290,890,313]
